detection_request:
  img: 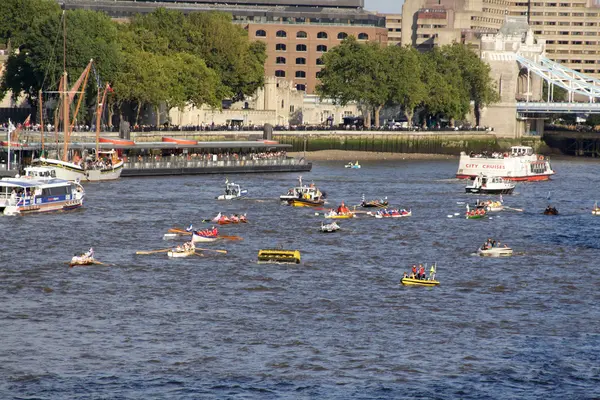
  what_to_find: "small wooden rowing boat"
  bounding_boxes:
[257,249,301,264]
[192,231,218,243]
[400,278,439,286]
[168,248,196,258]
[69,257,100,267]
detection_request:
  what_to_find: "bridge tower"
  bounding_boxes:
[479,16,545,138]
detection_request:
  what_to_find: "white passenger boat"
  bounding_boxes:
[457,146,554,181]
[477,245,513,257]
[0,167,85,216]
[216,180,248,200]
[465,174,515,195]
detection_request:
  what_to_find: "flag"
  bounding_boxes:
[23,114,31,127]
[186,224,193,232]
[107,83,114,93]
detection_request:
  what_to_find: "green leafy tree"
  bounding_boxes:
[385,45,426,125]
[317,37,389,127]
[0,0,60,48]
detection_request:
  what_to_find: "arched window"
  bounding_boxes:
[337,32,348,40]
[296,44,307,52]
[296,84,306,91]
[256,29,266,37]
[276,30,287,38]
[276,57,286,64]
[317,31,328,39]
[358,33,369,40]
[316,58,324,65]
[275,70,286,77]
[295,71,306,78]
[296,57,306,65]
[296,31,308,39]
[316,45,327,52]
[276,43,287,51]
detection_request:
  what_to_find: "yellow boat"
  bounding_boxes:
[257,249,301,264]
[400,277,439,286]
[325,212,355,219]
[289,198,324,207]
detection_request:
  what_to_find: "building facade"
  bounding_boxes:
[384,14,402,46]
[399,0,600,76]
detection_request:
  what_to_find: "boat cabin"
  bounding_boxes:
[511,146,533,156]
[23,166,57,179]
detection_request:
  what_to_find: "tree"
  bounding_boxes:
[317,37,389,127]
[0,0,60,48]
[439,43,499,125]
[385,45,426,125]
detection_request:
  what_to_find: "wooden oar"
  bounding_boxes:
[504,206,524,212]
[91,260,110,266]
[218,235,243,241]
[136,248,172,255]
[169,228,191,235]
[196,248,228,254]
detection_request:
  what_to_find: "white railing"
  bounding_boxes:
[516,102,600,113]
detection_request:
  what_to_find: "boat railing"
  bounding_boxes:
[123,157,306,170]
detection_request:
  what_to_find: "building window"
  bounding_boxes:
[290,105,295,112]
[317,45,328,52]
[275,70,286,77]
[276,57,286,64]
[296,57,306,65]
[295,71,306,78]
[256,29,266,37]
[316,71,323,78]
[316,57,324,65]
[296,44,307,52]
[358,33,369,40]
[317,31,328,39]
[296,31,307,39]
[296,84,306,91]
[276,43,287,51]
[338,32,348,40]
[276,30,287,38]
[281,100,284,108]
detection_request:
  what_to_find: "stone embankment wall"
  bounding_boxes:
[71,130,547,155]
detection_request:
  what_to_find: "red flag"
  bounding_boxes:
[107,84,114,93]
[23,114,31,127]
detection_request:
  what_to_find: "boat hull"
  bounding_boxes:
[168,249,196,258]
[477,248,513,257]
[456,151,554,181]
[400,278,439,286]
[37,158,123,182]
[465,187,514,195]
[593,209,600,215]
[192,234,218,243]
[289,199,324,207]
[325,213,354,219]
[3,199,83,216]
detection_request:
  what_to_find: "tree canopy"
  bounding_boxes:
[317,39,499,127]
[0,4,266,125]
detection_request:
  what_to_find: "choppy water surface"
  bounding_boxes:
[1,158,600,399]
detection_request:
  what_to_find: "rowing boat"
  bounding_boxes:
[321,221,340,233]
[192,232,218,243]
[168,247,196,258]
[257,249,301,264]
[400,278,439,286]
[592,202,600,215]
[69,257,98,267]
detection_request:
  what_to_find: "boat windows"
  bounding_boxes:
[41,186,70,197]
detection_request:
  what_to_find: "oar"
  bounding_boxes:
[218,235,243,241]
[91,260,110,266]
[196,248,228,254]
[194,251,204,257]
[169,228,191,235]
[504,206,524,212]
[136,248,172,255]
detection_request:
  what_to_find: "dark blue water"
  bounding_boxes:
[1,158,599,399]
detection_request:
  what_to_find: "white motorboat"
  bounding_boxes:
[477,245,513,257]
[280,176,325,206]
[345,161,361,169]
[457,146,554,181]
[216,180,248,200]
[320,221,340,233]
[592,202,600,216]
[465,174,515,195]
[0,167,85,216]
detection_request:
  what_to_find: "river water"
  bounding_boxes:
[1,158,599,399]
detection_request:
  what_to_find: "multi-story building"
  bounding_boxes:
[384,14,403,46]
[400,0,600,76]
[59,0,388,93]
